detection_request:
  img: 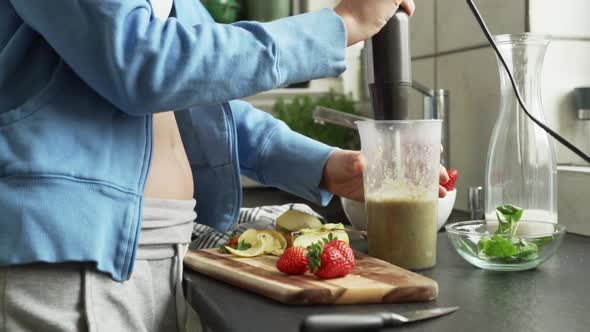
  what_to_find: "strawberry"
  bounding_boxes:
[307,234,356,279]
[441,169,459,191]
[276,247,309,275]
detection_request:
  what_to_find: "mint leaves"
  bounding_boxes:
[481,235,519,257]
[474,205,550,263]
[495,204,524,235]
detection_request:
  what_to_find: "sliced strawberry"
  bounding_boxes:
[276,247,309,275]
[441,169,459,191]
[219,236,242,254]
[226,236,240,248]
[307,235,355,279]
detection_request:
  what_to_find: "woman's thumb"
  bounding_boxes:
[352,152,367,174]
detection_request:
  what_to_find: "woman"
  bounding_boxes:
[0,1,445,331]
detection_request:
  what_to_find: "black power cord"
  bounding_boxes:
[466,0,590,163]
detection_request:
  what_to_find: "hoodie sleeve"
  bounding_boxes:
[230,100,334,206]
[9,0,347,115]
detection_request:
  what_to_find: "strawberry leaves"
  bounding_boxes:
[305,232,355,279]
[306,232,336,273]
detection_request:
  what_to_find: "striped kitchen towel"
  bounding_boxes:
[189,204,324,250]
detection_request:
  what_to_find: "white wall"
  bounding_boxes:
[529,0,590,235]
[558,166,590,236]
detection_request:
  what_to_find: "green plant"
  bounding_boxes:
[201,0,241,23]
[273,91,361,150]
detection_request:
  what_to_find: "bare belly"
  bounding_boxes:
[144,112,194,200]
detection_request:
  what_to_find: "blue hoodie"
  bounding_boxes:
[0,0,347,281]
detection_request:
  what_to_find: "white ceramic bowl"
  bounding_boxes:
[341,189,457,232]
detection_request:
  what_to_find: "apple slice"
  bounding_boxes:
[224,239,266,257]
[320,223,346,231]
[226,229,288,257]
[292,228,350,249]
[276,210,323,232]
[259,229,287,256]
[238,229,259,245]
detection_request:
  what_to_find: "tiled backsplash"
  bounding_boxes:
[410,0,590,211]
[410,0,435,57]
[435,0,525,53]
[408,58,435,120]
[436,47,500,211]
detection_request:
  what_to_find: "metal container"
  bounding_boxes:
[575,87,590,120]
[423,89,451,167]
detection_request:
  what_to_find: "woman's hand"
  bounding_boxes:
[321,150,367,202]
[334,0,416,46]
[321,150,450,202]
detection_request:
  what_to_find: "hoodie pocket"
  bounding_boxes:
[0,61,66,128]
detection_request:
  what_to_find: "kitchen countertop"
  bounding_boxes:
[185,231,590,332]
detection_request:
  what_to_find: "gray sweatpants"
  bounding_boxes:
[0,198,202,332]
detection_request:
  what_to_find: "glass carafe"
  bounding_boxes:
[485,34,557,223]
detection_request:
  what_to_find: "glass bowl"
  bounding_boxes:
[445,220,566,271]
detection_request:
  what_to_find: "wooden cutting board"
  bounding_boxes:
[184,249,438,305]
